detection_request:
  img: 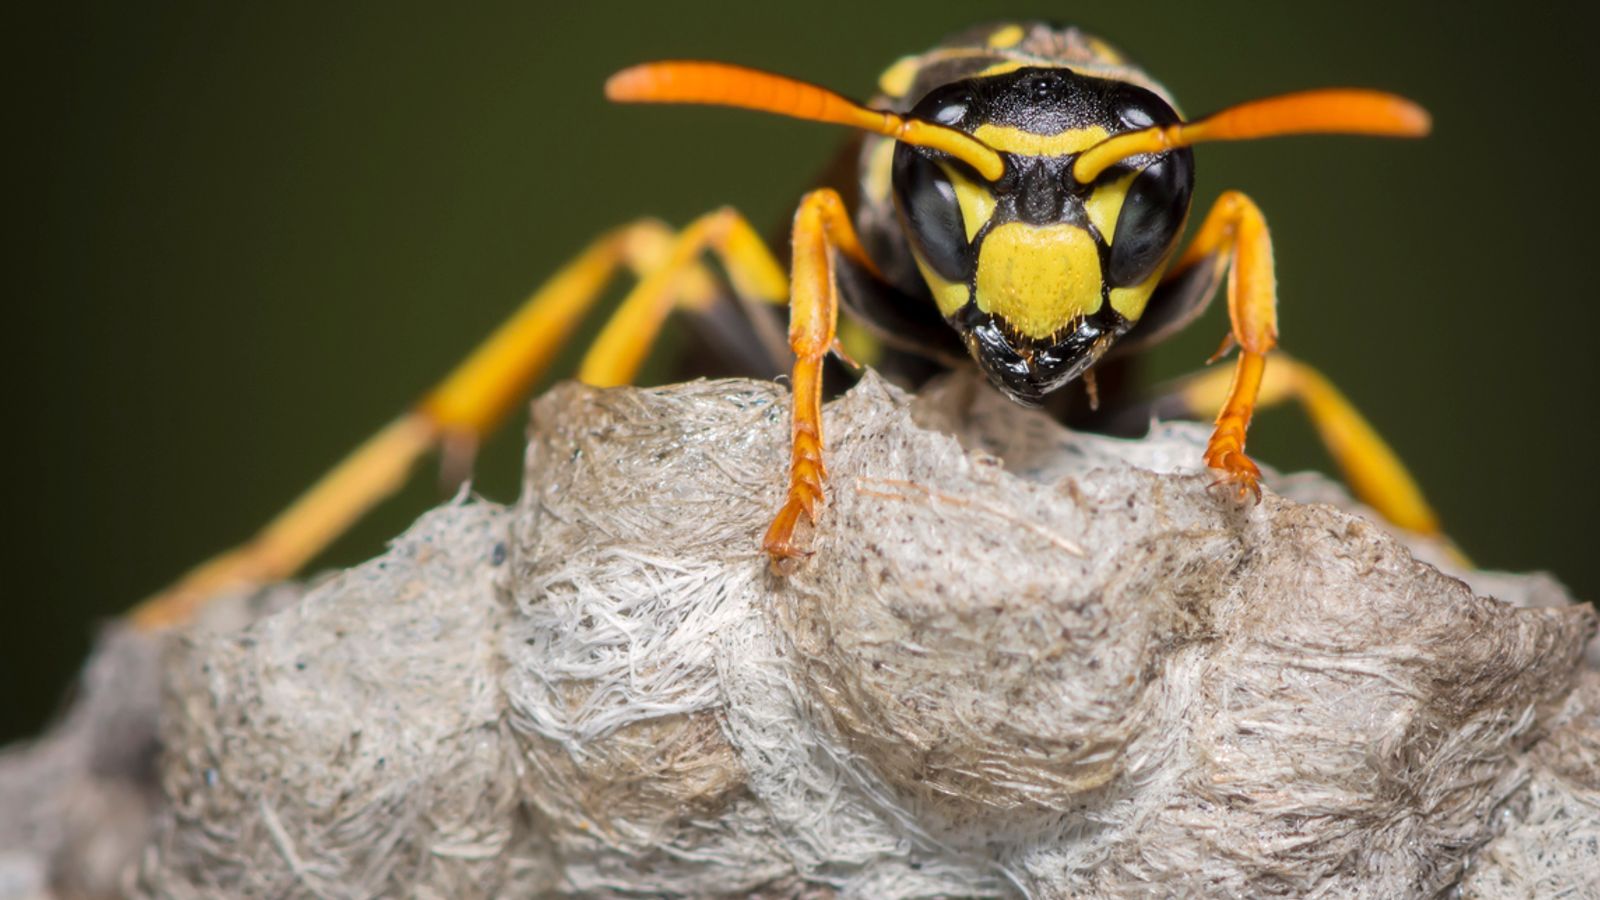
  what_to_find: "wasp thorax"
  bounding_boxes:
[889,66,1194,402]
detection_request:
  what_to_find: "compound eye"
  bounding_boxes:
[1109,82,1182,130]
[1107,150,1195,288]
[892,143,973,283]
[910,81,973,128]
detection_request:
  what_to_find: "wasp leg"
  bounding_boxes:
[761,189,880,569]
[574,207,788,386]
[1167,190,1278,500]
[131,212,787,630]
[1166,352,1444,540]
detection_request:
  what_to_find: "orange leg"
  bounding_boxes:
[1173,352,1443,538]
[1171,190,1279,499]
[761,189,879,567]
[131,211,785,630]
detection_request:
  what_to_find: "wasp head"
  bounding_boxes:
[891,67,1195,404]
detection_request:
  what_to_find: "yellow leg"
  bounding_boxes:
[761,189,880,567]
[577,207,787,386]
[1173,352,1443,538]
[131,211,786,630]
[1170,190,1278,499]
[128,415,437,630]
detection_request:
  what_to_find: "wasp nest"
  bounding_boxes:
[3,374,1596,899]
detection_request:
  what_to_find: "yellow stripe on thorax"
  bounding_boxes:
[881,49,1054,99]
[1084,36,1127,65]
[986,24,1027,48]
[975,60,1030,80]
[975,222,1102,339]
[877,56,922,99]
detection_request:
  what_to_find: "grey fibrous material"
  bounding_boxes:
[2,375,1596,898]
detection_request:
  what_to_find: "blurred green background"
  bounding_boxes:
[6,1,1597,744]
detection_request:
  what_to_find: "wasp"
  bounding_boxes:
[132,21,1435,626]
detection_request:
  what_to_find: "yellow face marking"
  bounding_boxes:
[970,124,1110,157]
[944,164,996,243]
[912,253,969,317]
[865,138,895,204]
[1109,269,1162,322]
[1083,171,1137,241]
[877,55,921,98]
[986,24,1027,48]
[975,222,1103,340]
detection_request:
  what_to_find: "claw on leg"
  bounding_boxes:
[762,498,815,571]
[762,426,826,564]
[1201,347,1269,503]
[1204,439,1263,502]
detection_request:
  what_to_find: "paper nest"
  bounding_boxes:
[3,374,1596,899]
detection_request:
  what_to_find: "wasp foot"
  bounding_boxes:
[1204,436,1263,503]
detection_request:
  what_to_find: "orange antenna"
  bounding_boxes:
[1073,88,1431,183]
[607,60,1008,181]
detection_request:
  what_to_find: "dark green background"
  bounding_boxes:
[6,2,1597,743]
